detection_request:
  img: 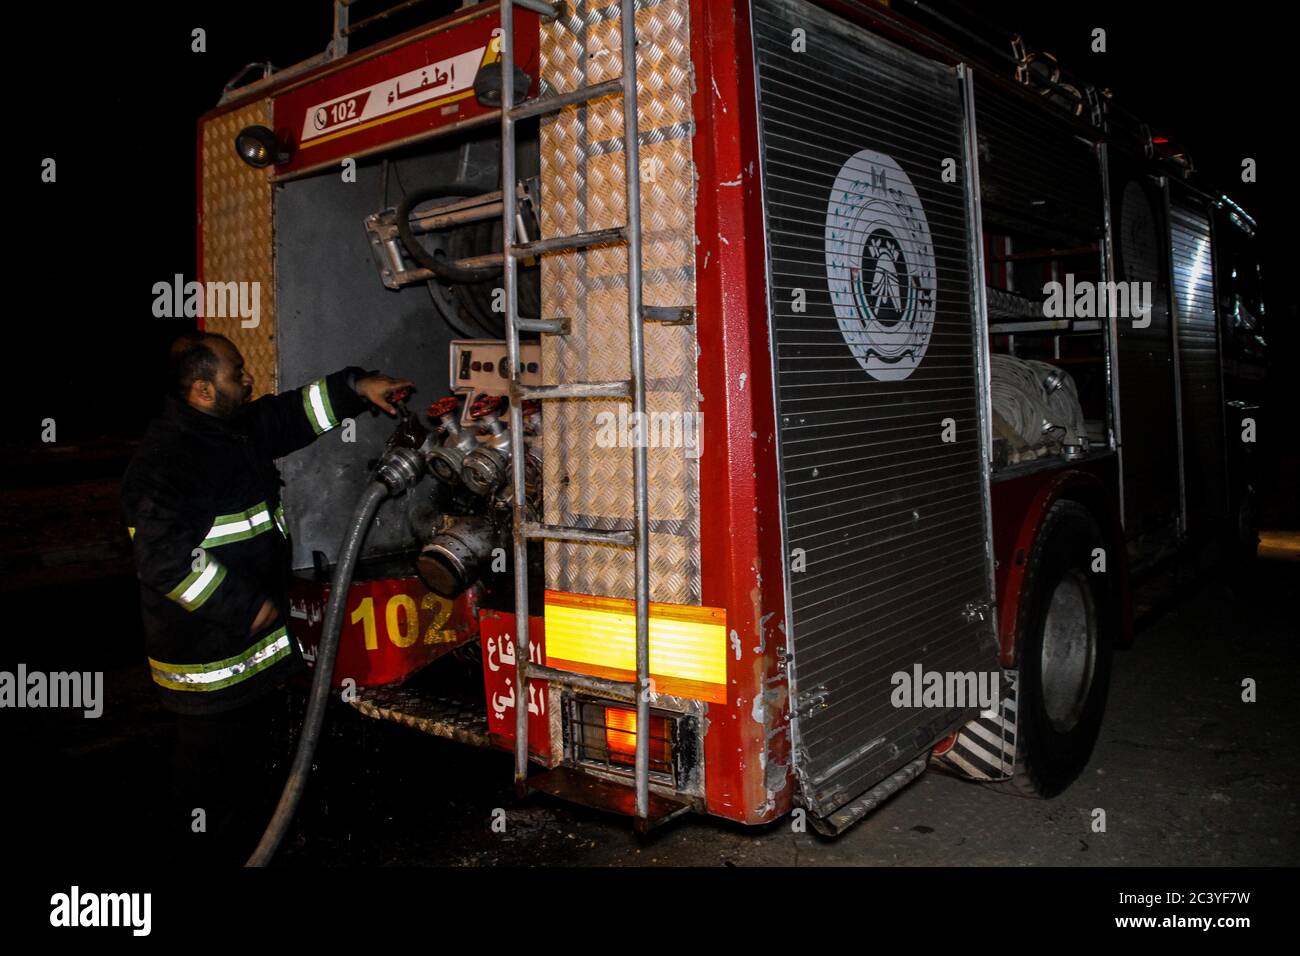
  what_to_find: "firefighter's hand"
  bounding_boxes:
[355,374,415,415]
[250,598,278,635]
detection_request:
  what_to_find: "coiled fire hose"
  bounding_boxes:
[247,411,428,867]
[395,186,503,285]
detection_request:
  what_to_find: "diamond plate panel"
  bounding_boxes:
[201,100,277,396]
[539,0,699,604]
[350,688,492,748]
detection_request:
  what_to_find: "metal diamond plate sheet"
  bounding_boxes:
[350,688,491,748]
[201,100,278,395]
[539,0,699,604]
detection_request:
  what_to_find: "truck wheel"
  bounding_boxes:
[1009,500,1115,797]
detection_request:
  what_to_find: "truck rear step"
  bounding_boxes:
[350,687,492,749]
[523,766,694,833]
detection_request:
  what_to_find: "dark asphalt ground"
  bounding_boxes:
[7,552,1296,868]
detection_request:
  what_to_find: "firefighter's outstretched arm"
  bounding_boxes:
[241,367,415,460]
[124,466,270,634]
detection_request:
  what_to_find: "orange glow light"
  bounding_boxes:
[605,707,637,757]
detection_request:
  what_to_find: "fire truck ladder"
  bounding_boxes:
[497,0,686,829]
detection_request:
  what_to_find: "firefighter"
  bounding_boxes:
[121,331,414,865]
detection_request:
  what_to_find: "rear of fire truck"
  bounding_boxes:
[197,0,1259,835]
[200,0,775,830]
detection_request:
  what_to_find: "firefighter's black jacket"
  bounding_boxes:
[121,369,368,715]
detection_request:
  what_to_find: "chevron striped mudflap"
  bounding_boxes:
[930,670,1019,782]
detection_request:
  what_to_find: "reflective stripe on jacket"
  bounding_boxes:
[149,625,293,692]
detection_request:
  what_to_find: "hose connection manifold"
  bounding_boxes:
[374,399,431,493]
[461,394,512,496]
[424,396,478,484]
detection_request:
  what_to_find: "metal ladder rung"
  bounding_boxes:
[642,305,694,325]
[527,663,638,703]
[511,227,626,259]
[453,229,622,271]
[511,0,564,17]
[463,302,686,341]
[514,380,630,400]
[524,521,635,546]
[510,77,624,121]
[512,307,694,331]
[514,316,571,335]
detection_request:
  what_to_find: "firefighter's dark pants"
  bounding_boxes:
[168,688,298,866]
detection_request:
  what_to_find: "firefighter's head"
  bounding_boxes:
[169,332,254,418]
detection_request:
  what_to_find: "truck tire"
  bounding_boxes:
[1007,499,1115,797]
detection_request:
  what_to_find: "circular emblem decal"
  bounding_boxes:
[824,149,937,381]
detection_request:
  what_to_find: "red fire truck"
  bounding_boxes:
[198,0,1267,837]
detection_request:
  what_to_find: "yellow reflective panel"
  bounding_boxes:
[543,590,727,703]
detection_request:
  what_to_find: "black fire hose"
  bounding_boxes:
[395,186,504,285]
[245,480,390,867]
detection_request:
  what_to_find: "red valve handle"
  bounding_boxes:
[470,393,506,419]
[426,396,461,419]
